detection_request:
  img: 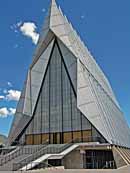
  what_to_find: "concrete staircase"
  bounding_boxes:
[0,153,29,171]
[13,143,76,171]
[0,144,48,171]
[113,146,130,165]
[19,144,78,171]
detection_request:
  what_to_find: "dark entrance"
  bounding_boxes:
[85,150,116,169]
[48,159,62,167]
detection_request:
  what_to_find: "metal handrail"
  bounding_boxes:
[72,136,103,143]
[13,161,58,171]
[13,136,102,170]
[0,147,21,166]
[13,136,103,171]
[102,161,116,169]
[0,141,49,166]
[15,146,59,165]
[1,136,103,170]
[13,143,72,171]
[13,141,49,170]
[85,160,115,169]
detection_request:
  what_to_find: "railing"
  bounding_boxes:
[71,136,104,144]
[13,136,103,171]
[0,147,21,166]
[13,161,57,172]
[0,141,49,166]
[13,143,73,171]
[86,161,116,169]
[102,161,116,169]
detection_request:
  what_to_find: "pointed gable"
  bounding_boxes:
[8,0,130,148]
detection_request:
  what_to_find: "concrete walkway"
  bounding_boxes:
[0,165,130,173]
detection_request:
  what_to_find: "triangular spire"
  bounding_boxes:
[33,0,120,111]
[8,0,130,148]
[51,0,57,6]
[49,0,63,19]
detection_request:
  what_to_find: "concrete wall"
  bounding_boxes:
[112,148,126,168]
[62,150,84,169]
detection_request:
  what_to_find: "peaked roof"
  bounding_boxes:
[30,0,130,148]
[33,0,120,109]
[8,0,130,148]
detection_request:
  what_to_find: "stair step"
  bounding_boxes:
[0,154,29,171]
[116,147,130,165]
[123,149,130,162]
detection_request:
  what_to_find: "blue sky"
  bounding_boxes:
[0,0,130,136]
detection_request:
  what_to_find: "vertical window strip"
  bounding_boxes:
[70,88,73,142]
[80,113,83,142]
[61,52,64,143]
[41,93,43,144]
[49,52,51,144]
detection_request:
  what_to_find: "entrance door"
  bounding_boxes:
[85,150,116,169]
[86,151,93,169]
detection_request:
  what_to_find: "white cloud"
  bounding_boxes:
[7,82,13,87]
[16,21,22,27]
[20,22,39,45]
[0,96,5,100]
[0,108,9,117]
[0,107,16,118]
[6,90,21,101]
[1,88,21,101]
[10,21,22,33]
[9,108,16,115]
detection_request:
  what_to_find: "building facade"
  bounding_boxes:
[4,0,130,170]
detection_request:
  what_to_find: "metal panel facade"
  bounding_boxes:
[8,0,130,147]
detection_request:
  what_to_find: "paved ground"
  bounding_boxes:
[0,166,129,173]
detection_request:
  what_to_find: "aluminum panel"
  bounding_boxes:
[23,71,31,116]
[58,40,77,92]
[8,112,23,144]
[8,0,130,148]
[51,25,67,36]
[78,87,94,106]
[31,40,54,114]
[77,60,111,143]
[42,16,50,30]
[31,71,43,87]
[16,98,25,113]
[50,15,65,27]
[50,6,61,16]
